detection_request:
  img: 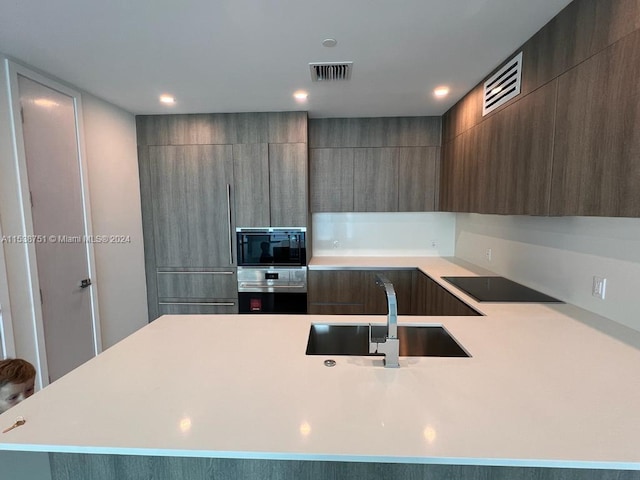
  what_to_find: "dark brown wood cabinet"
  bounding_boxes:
[550,27,640,217]
[308,269,478,316]
[308,269,413,315]
[412,271,480,317]
[440,0,640,218]
[307,270,366,314]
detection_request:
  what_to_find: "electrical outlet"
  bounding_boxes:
[431,240,437,248]
[485,248,492,262]
[592,276,607,300]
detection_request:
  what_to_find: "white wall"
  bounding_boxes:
[81,94,148,349]
[0,53,148,372]
[312,212,456,256]
[455,214,640,331]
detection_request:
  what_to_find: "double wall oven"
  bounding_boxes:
[236,227,307,314]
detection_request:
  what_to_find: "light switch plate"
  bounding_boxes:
[592,276,607,300]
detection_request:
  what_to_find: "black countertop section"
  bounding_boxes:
[442,276,563,303]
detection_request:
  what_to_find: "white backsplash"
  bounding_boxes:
[455,214,640,332]
[312,212,456,256]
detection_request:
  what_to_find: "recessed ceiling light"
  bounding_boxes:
[293,90,308,101]
[322,38,337,47]
[433,86,450,98]
[159,94,175,104]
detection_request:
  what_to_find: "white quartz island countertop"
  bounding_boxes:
[2,258,640,470]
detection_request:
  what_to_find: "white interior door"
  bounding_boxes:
[18,74,96,382]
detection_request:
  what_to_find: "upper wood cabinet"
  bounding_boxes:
[309,148,355,212]
[231,143,308,228]
[309,116,441,213]
[398,147,439,212]
[233,144,270,227]
[550,28,640,217]
[137,112,307,146]
[354,148,399,212]
[440,0,640,218]
[268,143,308,227]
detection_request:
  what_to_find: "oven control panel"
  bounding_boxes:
[237,267,307,293]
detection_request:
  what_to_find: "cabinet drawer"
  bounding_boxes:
[158,301,238,315]
[156,270,237,298]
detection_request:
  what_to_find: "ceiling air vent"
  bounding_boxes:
[309,62,353,81]
[482,52,523,116]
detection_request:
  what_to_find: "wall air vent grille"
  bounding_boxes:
[309,62,353,81]
[482,52,523,116]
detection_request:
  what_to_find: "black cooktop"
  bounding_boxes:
[442,276,563,303]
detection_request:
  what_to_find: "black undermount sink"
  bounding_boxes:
[305,324,470,357]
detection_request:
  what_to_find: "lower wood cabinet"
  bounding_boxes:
[155,269,238,315]
[412,271,480,316]
[308,269,479,316]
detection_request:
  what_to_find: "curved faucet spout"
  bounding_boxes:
[372,274,399,367]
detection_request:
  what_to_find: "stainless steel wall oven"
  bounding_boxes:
[236,228,307,314]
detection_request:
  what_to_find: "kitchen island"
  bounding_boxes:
[1,258,640,479]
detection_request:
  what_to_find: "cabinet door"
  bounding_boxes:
[269,143,308,227]
[158,302,238,315]
[233,144,270,227]
[364,270,413,315]
[156,270,237,299]
[551,29,640,217]
[149,145,234,268]
[309,148,354,212]
[308,270,365,314]
[398,147,438,212]
[412,272,479,316]
[354,148,398,212]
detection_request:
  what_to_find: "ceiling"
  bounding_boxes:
[0,0,573,118]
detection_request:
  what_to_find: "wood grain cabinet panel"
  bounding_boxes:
[136,114,236,146]
[149,145,234,268]
[309,117,441,148]
[308,270,365,314]
[267,112,308,144]
[551,28,640,217]
[354,148,398,212]
[412,271,480,316]
[233,144,270,227]
[158,302,238,315]
[156,270,237,299]
[441,80,556,215]
[363,270,414,315]
[268,143,308,227]
[398,147,438,211]
[309,148,354,212]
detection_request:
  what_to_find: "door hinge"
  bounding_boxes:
[29,191,34,207]
[20,107,24,124]
[39,288,43,305]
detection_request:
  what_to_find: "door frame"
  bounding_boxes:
[0,216,17,359]
[5,59,102,387]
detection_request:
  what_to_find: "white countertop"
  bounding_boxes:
[1,257,640,470]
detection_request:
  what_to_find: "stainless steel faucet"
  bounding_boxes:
[369,274,400,367]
